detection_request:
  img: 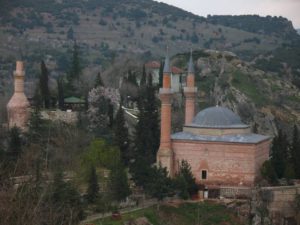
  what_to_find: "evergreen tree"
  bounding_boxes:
[158,60,164,88]
[134,73,160,164]
[145,164,174,209]
[57,77,64,110]
[291,125,300,178]
[95,72,104,87]
[175,160,198,198]
[109,162,131,202]
[67,27,74,40]
[86,165,99,203]
[127,70,138,86]
[8,126,22,161]
[70,42,81,80]
[28,106,45,143]
[40,60,50,108]
[260,160,277,184]
[114,103,130,166]
[271,129,288,178]
[140,64,146,86]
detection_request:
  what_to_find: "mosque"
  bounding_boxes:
[157,53,271,187]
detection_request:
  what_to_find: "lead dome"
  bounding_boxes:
[191,106,247,128]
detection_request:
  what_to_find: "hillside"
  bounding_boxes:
[0,0,299,132]
[0,0,298,81]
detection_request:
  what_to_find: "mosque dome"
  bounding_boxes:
[191,106,248,128]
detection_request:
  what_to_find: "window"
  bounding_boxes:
[201,170,207,180]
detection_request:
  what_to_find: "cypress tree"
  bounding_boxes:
[114,103,130,166]
[134,73,160,164]
[86,165,99,203]
[95,72,104,87]
[68,41,81,81]
[291,125,300,178]
[158,60,164,88]
[40,60,50,108]
[8,126,22,161]
[271,129,288,179]
[109,162,131,202]
[57,77,64,110]
[140,64,146,86]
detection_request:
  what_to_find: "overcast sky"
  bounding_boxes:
[155,0,300,28]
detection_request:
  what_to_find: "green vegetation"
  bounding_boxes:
[94,202,242,225]
[231,70,268,106]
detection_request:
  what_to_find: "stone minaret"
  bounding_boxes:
[157,52,174,176]
[7,61,30,130]
[184,51,197,125]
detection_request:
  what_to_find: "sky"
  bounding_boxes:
[155,0,300,28]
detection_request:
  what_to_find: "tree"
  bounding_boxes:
[86,165,99,203]
[7,126,22,161]
[95,72,104,87]
[27,107,45,143]
[67,27,74,40]
[291,125,300,178]
[87,87,120,136]
[271,129,288,179]
[109,162,131,202]
[127,70,138,87]
[260,160,277,184]
[68,41,82,80]
[134,73,160,164]
[158,60,164,88]
[57,77,64,110]
[40,60,50,108]
[145,164,174,209]
[114,103,130,166]
[140,64,146,86]
[45,169,84,224]
[175,160,198,199]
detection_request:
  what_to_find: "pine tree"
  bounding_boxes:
[109,162,131,202]
[40,60,50,108]
[95,72,104,87]
[86,165,99,203]
[291,125,300,178]
[114,103,130,166]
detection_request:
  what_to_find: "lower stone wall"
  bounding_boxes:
[41,110,78,124]
[262,185,300,219]
[220,186,252,199]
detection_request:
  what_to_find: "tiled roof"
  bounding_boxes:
[145,61,184,74]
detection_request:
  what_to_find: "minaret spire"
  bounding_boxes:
[184,50,197,125]
[157,47,173,176]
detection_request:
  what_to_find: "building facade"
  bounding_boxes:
[157,53,270,187]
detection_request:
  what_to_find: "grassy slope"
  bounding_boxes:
[95,202,242,225]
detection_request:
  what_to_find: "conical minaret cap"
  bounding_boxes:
[163,48,171,73]
[188,50,194,74]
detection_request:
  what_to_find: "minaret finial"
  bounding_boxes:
[163,45,171,73]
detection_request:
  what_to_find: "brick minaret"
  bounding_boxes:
[184,51,197,125]
[157,52,174,176]
[7,61,30,130]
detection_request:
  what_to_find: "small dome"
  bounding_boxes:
[192,106,246,128]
